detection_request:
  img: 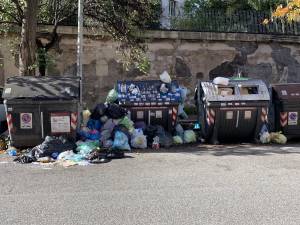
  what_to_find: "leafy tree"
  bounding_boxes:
[0,0,160,76]
[184,0,285,14]
[272,0,300,21]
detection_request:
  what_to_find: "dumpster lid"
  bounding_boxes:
[2,76,80,100]
[117,80,181,105]
[200,79,270,102]
[272,83,300,101]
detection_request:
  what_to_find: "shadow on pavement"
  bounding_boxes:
[133,143,300,156]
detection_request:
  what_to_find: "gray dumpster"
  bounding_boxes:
[195,79,270,144]
[272,83,300,139]
[2,76,80,147]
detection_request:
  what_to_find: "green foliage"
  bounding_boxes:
[184,0,286,14]
[0,0,161,75]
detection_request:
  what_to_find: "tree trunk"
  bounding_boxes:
[19,0,38,76]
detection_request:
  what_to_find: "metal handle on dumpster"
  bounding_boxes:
[41,112,44,139]
[236,110,240,128]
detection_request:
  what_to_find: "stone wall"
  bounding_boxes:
[1,27,300,107]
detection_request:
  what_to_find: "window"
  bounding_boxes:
[169,0,177,17]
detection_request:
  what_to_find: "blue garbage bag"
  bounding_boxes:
[112,131,131,151]
[87,119,102,131]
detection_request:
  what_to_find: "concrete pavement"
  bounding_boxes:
[1,144,300,225]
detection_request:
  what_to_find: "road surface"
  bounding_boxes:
[1,144,300,225]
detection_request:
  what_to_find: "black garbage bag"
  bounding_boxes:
[90,103,107,120]
[159,132,173,148]
[33,136,77,159]
[105,104,127,119]
[155,125,173,148]
[144,125,157,147]
[134,121,146,131]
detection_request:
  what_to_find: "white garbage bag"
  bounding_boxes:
[213,77,229,86]
[160,71,172,83]
[131,129,147,149]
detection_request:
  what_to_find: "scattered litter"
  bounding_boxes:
[152,136,160,150]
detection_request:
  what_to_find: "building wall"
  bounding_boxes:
[1,27,300,107]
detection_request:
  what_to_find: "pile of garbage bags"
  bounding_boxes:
[259,124,287,144]
[79,102,198,151]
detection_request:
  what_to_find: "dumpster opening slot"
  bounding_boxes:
[239,86,258,95]
[217,87,235,96]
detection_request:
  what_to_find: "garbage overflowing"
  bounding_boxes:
[0,74,295,168]
[1,71,198,167]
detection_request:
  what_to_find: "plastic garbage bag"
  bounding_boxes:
[160,71,171,83]
[159,132,173,148]
[173,136,183,144]
[119,116,134,133]
[113,125,131,141]
[100,115,108,123]
[90,103,107,120]
[179,86,188,103]
[270,132,287,144]
[145,125,157,147]
[183,130,197,143]
[152,136,160,150]
[155,126,172,148]
[76,141,99,157]
[259,124,269,136]
[106,89,118,103]
[260,132,271,144]
[175,124,184,138]
[160,83,169,93]
[82,109,91,126]
[105,104,127,119]
[78,128,100,141]
[33,136,76,159]
[87,119,102,131]
[112,131,131,151]
[213,77,229,86]
[178,104,188,119]
[131,129,147,149]
[102,139,113,148]
[102,119,116,133]
[100,130,111,142]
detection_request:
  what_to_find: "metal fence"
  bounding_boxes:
[169,10,300,35]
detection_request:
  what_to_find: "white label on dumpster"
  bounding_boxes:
[244,111,252,119]
[226,111,233,120]
[137,111,144,119]
[51,113,70,133]
[281,90,287,96]
[20,113,32,129]
[288,112,298,126]
[156,110,162,119]
[4,88,11,94]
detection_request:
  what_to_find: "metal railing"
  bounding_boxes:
[168,10,300,35]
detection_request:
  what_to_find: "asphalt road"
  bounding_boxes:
[1,144,300,225]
